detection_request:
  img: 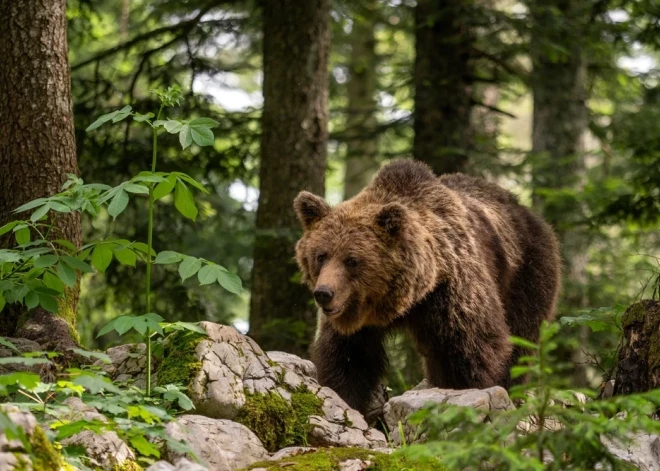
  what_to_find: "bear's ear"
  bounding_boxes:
[294,191,331,230]
[375,202,407,237]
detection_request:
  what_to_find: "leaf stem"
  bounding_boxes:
[145,105,163,396]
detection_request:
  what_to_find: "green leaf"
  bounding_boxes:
[108,190,129,219]
[164,120,183,133]
[97,313,164,338]
[216,270,243,294]
[43,271,65,294]
[0,337,19,353]
[56,261,78,288]
[34,255,58,269]
[111,105,133,123]
[174,182,198,221]
[178,257,202,282]
[0,357,50,366]
[162,321,207,335]
[509,336,539,350]
[189,117,219,128]
[178,125,193,149]
[0,294,5,313]
[133,242,156,256]
[62,255,93,273]
[133,112,154,122]
[73,372,122,394]
[153,175,176,200]
[86,106,131,132]
[69,348,112,364]
[47,201,71,213]
[129,434,160,458]
[55,239,78,252]
[0,221,19,236]
[190,126,214,147]
[124,183,149,194]
[30,204,50,222]
[25,291,39,310]
[0,372,40,390]
[55,420,107,440]
[113,246,137,267]
[91,245,113,273]
[154,251,181,264]
[197,265,217,285]
[15,227,30,246]
[13,198,48,213]
[38,294,59,313]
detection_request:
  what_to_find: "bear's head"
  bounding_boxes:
[293,191,439,335]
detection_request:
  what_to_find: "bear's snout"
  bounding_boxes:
[313,285,334,307]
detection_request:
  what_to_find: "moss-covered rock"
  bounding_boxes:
[25,426,64,471]
[111,460,144,471]
[234,386,323,452]
[243,447,445,470]
[157,330,206,387]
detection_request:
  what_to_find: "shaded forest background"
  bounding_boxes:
[4,0,660,394]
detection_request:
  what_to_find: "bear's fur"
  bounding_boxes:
[293,160,561,415]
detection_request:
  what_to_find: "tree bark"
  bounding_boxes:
[249,0,330,356]
[529,0,590,386]
[613,300,660,396]
[413,0,474,175]
[343,2,379,200]
[0,0,82,351]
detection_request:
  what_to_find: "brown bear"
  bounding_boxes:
[293,159,561,416]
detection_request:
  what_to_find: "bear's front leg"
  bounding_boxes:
[407,285,513,390]
[311,320,388,416]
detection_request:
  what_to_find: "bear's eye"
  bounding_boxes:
[316,253,327,265]
[344,257,359,268]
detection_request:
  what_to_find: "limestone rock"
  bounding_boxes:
[268,447,317,461]
[162,322,386,450]
[383,385,514,445]
[146,458,208,471]
[60,398,135,470]
[0,405,64,471]
[266,351,317,378]
[95,343,155,388]
[602,433,660,471]
[164,415,268,471]
[339,458,373,471]
[0,338,43,376]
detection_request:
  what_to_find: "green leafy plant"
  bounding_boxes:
[0,86,242,396]
[402,321,660,470]
[0,337,197,469]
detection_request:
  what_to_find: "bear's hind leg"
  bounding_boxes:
[311,321,388,416]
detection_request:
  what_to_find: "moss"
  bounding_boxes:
[59,286,81,342]
[244,447,445,471]
[621,302,650,328]
[27,426,64,471]
[235,386,323,452]
[112,460,144,471]
[157,330,206,387]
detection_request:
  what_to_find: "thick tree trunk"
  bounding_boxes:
[0,0,81,351]
[343,2,379,200]
[613,300,660,396]
[249,0,330,356]
[413,0,474,175]
[530,0,590,386]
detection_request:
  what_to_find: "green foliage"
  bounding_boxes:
[0,339,198,469]
[234,386,323,452]
[404,321,660,470]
